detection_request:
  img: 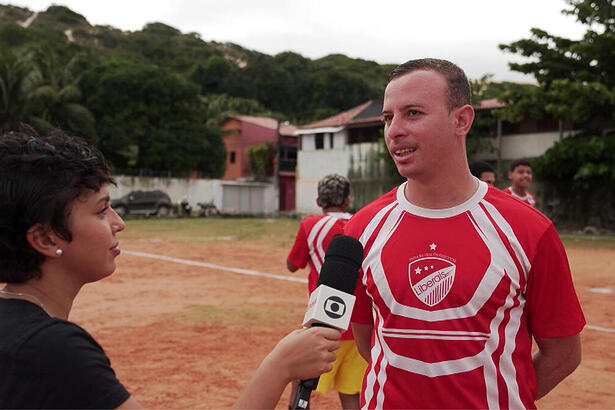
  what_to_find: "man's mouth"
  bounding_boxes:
[395,147,416,155]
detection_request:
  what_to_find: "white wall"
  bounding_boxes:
[109,175,222,210]
[220,181,276,215]
[295,148,352,214]
[109,176,278,215]
[500,131,562,160]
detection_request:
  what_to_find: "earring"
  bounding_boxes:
[55,249,63,256]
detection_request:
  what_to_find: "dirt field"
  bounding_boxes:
[68,218,615,409]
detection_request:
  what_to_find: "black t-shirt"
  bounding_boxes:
[0,298,130,409]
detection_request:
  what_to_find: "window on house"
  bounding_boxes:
[229,151,236,163]
[348,126,382,144]
[329,133,334,148]
[315,133,324,150]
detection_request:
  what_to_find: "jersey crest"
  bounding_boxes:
[408,243,456,307]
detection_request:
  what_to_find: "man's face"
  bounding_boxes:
[382,70,461,181]
[508,165,532,189]
[480,171,496,185]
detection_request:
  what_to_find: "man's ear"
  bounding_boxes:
[26,224,61,258]
[316,198,323,208]
[453,105,475,137]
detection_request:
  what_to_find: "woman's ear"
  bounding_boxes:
[26,224,62,258]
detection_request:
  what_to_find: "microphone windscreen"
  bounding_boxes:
[317,235,363,294]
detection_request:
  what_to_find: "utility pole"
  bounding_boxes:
[274,117,282,214]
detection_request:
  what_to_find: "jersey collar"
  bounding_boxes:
[395,178,488,219]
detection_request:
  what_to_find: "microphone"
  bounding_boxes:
[291,234,363,410]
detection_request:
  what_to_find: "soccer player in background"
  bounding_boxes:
[287,174,367,409]
[469,160,496,185]
[506,158,536,206]
[346,58,584,409]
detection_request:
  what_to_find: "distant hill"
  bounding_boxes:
[0,3,396,123]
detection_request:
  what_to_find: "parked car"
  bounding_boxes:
[111,190,173,217]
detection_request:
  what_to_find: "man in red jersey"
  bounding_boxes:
[287,174,367,409]
[506,159,536,206]
[346,58,584,409]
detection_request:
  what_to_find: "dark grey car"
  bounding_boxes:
[111,190,172,217]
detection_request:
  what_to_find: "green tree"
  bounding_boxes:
[190,55,236,95]
[499,0,615,126]
[247,140,274,180]
[499,0,615,227]
[201,93,270,128]
[80,59,225,176]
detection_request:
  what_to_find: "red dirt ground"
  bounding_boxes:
[69,237,615,409]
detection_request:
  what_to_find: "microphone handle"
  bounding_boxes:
[290,323,331,409]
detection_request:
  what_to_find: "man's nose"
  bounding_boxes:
[386,116,406,140]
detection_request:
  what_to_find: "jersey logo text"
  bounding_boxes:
[409,255,456,306]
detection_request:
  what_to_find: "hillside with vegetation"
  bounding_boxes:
[0,4,400,176]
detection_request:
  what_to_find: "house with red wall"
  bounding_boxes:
[219,115,298,211]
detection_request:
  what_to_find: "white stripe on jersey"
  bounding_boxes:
[315,216,340,270]
[481,199,532,282]
[381,328,489,341]
[306,213,352,274]
[470,202,527,408]
[306,215,332,273]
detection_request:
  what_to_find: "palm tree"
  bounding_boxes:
[0,48,38,133]
[28,47,97,142]
[0,47,97,140]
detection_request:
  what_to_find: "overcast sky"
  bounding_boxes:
[5,0,588,83]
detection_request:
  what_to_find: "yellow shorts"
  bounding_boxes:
[316,339,368,395]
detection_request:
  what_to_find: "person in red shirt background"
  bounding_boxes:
[505,159,536,206]
[287,174,367,409]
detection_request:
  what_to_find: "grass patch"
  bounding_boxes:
[560,233,615,249]
[122,217,299,248]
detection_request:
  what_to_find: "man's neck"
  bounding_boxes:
[404,172,479,209]
[322,206,346,214]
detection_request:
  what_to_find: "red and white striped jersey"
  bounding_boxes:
[505,186,536,207]
[288,212,353,338]
[346,181,584,409]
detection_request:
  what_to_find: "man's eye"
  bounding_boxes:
[382,115,393,123]
[97,206,109,215]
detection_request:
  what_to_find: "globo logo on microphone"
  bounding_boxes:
[324,296,346,319]
[303,285,356,331]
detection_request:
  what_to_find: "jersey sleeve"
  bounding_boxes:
[525,224,586,338]
[24,322,130,409]
[287,220,309,269]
